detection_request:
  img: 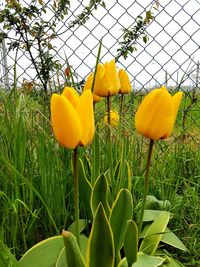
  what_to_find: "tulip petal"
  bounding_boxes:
[104,60,121,96]
[135,88,174,140]
[94,64,108,97]
[51,94,81,149]
[93,94,103,103]
[104,110,119,127]
[78,90,95,146]
[84,73,103,103]
[83,73,94,91]
[62,87,80,111]
[164,91,183,138]
[118,69,132,94]
[94,60,120,97]
[173,92,183,117]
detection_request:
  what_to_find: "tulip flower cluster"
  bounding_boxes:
[49,62,183,267]
[50,60,183,148]
[83,59,132,101]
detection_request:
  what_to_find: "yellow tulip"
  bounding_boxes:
[83,73,103,103]
[51,87,95,149]
[93,59,121,97]
[104,110,119,127]
[118,69,132,94]
[135,86,183,140]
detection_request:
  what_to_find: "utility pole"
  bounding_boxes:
[0,31,9,90]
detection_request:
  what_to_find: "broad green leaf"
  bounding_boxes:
[79,234,88,260]
[86,203,114,267]
[161,257,183,267]
[78,158,93,220]
[117,258,128,267]
[156,251,185,267]
[124,220,138,265]
[161,228,188,252]
[117,253,165,267]
[0,240,18,267]
[67,219,87,235]
[140,224,150,238]
[139,211,170,255]
[55,247,67,267]
[140,223,188,252]
[145,196,170,210]
[110,189,133,252]
[18,236,65,267]
[143,210,168,222]
[132,252,165,267]
[62,231,85,267]
[56,235,88,267]
[91,174,110,218]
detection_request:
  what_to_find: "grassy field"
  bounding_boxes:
[0,88,200,266]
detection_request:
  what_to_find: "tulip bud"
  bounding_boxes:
[118,69,132,94]
[93,60,121,97]
[135,86,183,140]
[51,87,95,149]
[104,110,119,127]
[83,73,103,103]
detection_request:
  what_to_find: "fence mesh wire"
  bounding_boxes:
[0,0,200,147]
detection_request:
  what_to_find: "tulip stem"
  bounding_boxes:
[138,139,154,237]
[119,94,124,135]
[107,96,114,189]
[119,94,124,116]
[73,147,80,248]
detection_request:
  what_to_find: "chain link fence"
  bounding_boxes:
[0,0,200,145]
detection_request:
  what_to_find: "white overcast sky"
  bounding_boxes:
[0,0,200,89]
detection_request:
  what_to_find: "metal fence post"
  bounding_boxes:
[0,32,9,90]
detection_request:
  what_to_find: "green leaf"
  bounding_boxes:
[140,224,187,252]
[91,128,100,186]
[161,228,188,252]
[109,189,133,252]
[86,203,114,267]
[160,253,185,267]
[114,160,121,182]
[56,235,88,267]
[126,160,132,192]
[143,210,169,222]
[124,220,138,265]
[78,158,93,220]
[133,252,165,267]
[117,258,128,267]
[91,173,110,218]
[55,247,67,267]
[18,236,65,267]
[145,195,170,210]
[117,253,165,267]
[0,240,18,267]
[79,235,88,260]
[62,231,85,267]
[142,35,148,44]
[139,212,170,255]
[67,219,87,236]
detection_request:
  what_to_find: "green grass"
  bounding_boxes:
[0,90,74,257]
[0,88,200,265]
